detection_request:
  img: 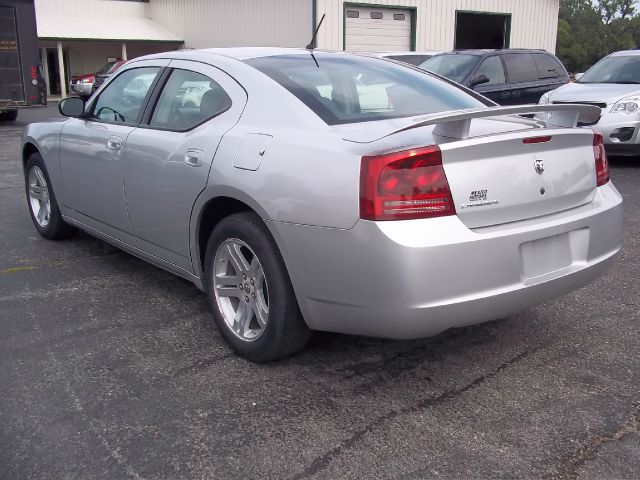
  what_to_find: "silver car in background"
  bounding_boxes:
[22,48,623,362]
[540,49,640,156]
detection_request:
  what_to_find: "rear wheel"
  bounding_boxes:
[24,153,77,240]
[204,212,311,362]
[0,110,18,122]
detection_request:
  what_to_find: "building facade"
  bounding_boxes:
[34,0,560,98]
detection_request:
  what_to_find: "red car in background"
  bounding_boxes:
[69,59,126,98]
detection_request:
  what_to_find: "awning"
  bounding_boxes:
[37,13,182,43]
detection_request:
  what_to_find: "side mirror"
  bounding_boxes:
[574,73,584,81]
[470,75,491,88]
[58,96,85,117]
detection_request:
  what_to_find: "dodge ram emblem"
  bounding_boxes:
[534,159,545,175]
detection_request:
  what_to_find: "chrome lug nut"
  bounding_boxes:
[244,296,249,302]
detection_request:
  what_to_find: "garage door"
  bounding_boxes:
[344,6,412,52]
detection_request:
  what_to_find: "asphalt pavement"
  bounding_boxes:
[1,105,638,480]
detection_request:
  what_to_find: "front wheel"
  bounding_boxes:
[24,153,77,240]
[204,212,311,362]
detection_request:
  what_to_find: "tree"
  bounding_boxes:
[557,0,639,72]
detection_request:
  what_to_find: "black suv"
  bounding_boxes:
[420,49,570,105]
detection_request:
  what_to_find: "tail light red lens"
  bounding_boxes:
[593,132,609,187]
[360,145,456,221]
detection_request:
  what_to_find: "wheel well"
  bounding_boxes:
[22,143,39,169]
[197,197,253,269]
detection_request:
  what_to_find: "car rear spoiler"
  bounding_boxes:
[343,104,601,144]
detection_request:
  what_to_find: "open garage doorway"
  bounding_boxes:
[455,11,511,50]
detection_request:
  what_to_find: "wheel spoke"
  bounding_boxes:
[215,284,242,298]
[37,203,48,224]
[233,301,253,336]
[226,242,250,273]
[34,168,47,188]
[254,300,268,328]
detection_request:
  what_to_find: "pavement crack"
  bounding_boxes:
[546,401,640,480]
[287,349,532,480]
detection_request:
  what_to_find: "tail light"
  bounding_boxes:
[593,132,609,186]
[360,145,456,221]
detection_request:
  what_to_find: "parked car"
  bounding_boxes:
[540,49,640,156]
[22,48,623,362]
[69,73,94,98]
[91,59,127,95]
[421,49,570,105]
[366,51,444,66]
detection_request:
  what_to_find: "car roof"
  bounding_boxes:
[609,49,640,57]
[444,48,551,56]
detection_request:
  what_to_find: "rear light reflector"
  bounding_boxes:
[593,132,609,186]
[360,145,456,221]
[523,136,552,144]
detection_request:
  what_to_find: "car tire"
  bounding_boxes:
[0,110,18,122]
[203,212,311,362]
[24,152,77,240]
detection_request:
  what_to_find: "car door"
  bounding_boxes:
[123,60,247,270]
[470,55,508,105]
[59,60,167,241]
[501,53,540,105]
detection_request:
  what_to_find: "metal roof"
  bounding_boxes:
[36,13,182,43]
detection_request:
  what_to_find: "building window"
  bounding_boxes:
[346,10,359,18]
[370,12,383,19]
[393,14,406,21]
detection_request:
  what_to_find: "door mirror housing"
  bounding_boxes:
[58,97,85,117]
[470,74,491,88]
[574,72,584,81]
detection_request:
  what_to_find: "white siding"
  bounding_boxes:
[149,0,313,49]
[35,0,150,19]
[316,0,560,53]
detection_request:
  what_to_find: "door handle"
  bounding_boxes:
[185,149,204,167]
[106,136,122,150]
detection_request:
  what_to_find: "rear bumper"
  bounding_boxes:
[271,182,623,339]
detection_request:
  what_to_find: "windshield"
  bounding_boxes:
[96,62,116,75]
[419,54,480,83]
[579,55,640,84]
[245,54,486,125]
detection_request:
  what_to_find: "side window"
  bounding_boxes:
[474,56,506,86]
[533,53,564,80]
[91,67,160,124]
[150,69,232,131]
[503,54,537,83]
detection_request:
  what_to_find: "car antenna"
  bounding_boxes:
[306,13,326,68]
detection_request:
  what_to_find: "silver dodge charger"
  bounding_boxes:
[22,48,623,361]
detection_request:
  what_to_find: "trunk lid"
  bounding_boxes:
[441,128,597,228]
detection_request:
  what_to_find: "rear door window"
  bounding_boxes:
[532,53,565,79]
[246,54,486,125]
[503,53,537,83]
[149,69,232,131]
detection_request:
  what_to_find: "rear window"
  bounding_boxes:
[245,54,485,125]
